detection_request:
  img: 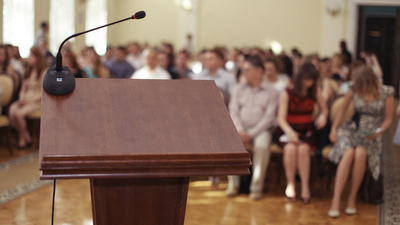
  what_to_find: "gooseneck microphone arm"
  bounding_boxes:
[55,11,146,72]
[44,11,146,95]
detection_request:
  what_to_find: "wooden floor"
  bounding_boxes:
[4,100,400,225]
[0,177,377,225]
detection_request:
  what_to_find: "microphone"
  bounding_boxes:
[43,11,146,95]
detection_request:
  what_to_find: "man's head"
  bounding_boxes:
[242,55,264,87]
[157,51,169,70]
[174,51,189,68]
[105,46,114,58]
[115,46,127,62]
[143,48,158,70]
[41,21,49,32]
[128,42,141,55]
[203,49,224,72]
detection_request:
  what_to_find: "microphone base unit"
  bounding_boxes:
[43,66,76,95]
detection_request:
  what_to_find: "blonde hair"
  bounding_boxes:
[352,66,380,100]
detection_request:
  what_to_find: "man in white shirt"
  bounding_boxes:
[226,55,279,200]
[192,49,236,101]
[131,48,171,80]
[126,42,143,71]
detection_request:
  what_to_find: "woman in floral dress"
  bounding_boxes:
[328,66,394,218]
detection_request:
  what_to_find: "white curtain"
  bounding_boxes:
[85,0,107,55]
[3,0,34,58]
[50,0,75,55]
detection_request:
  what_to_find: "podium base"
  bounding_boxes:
[90,177,189,225]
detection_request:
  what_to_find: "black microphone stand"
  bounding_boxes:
[43,11,146,95]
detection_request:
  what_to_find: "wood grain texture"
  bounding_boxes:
[39,79,250,179]
[90,177,189,225]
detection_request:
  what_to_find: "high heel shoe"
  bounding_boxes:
[327,209,340,218]
[344,207,357,215]
[285,186,296,202]
[301,197,311,204]
[286,194,297,202]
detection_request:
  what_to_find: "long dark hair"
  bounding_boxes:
[0,45,10,73]
[24,46,47,80]
[292,62,318,100]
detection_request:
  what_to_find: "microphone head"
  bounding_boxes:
[133,11,146,20]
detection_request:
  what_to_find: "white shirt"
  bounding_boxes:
[192,68,237,96]
[126,53,143,71]
[265,74,289,93]
[131,66,171,80]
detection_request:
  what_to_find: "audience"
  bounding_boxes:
[5,44,25,78]
[328,66,394,218]
[0,45,18,82]
[338,60,365,96]
[131,48,171,80]
[83,47,110,78]
[35,21,49,46]
[37,37,55,67]
[3,36,397,219]
[101,46,115,69]
[108,46,134,78]
[8,47,46,148]
[340,40,352,65]
[275,62,328,204]
[360,51,383,83]
[157,51,179,79]
[62,50,86,78]
[264,56,290,93]
[192,49,236,100]
[226,55,279,200]
[171,50,192,79]
[331,53,349,82]
[225,48,241,76]
[126,42,143,71]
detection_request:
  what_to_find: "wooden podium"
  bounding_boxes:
[39,79,251,225]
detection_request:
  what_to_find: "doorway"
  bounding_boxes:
[357,6,399,95]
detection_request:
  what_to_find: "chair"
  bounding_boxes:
[0,74,15,155]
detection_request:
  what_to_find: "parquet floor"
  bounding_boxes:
[0,177,377,225]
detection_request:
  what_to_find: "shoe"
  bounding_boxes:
[285,186,296,202]
[327,209,340,218]
[249,191,262,200]
[17,145,27,149]
[301,197,311,204]
[344,208,357,215]
[225,188,238,197]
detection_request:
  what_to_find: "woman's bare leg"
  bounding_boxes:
[329,148,355,211]
[347,146,367,209]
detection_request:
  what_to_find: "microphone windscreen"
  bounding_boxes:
[134,11,146,19]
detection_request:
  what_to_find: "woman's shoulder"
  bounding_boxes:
[381,85,395,97]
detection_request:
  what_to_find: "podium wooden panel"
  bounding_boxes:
[39,79,251,225]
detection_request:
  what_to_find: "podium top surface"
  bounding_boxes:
[39,79,251,179]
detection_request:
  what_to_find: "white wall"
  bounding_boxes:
[198,0,323,54]
[109,0,179,48]
[0,0,367,57]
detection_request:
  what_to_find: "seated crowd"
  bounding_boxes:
[0,39,395,218]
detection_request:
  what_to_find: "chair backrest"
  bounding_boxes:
[328,79,339,94]
[0,74,15,108]
[330,96,354,126]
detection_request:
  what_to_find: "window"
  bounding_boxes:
[3,0,34,58]
[85,0,107,55]
[50,0,75,54]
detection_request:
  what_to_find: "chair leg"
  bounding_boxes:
[276,155,282,185]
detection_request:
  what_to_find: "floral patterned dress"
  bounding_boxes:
[328,84,394,180]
